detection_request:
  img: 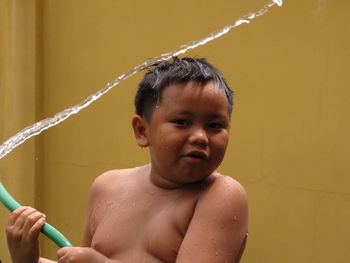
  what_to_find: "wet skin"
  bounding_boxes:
[83,82,248,262]
[6,81,248,263]
[137,81,231,188]
[84,166,247,263]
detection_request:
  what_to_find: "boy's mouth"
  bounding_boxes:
[182,151,208,163]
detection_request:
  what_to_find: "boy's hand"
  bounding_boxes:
[57,247,108,263]
[6,206,46,263]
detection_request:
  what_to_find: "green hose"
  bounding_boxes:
[0,182,73,248]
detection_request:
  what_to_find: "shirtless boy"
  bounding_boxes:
[6,57,248,263]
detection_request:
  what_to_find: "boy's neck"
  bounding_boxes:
[139,163,187,190]
[149,172,184,190]
[146,164,213,191]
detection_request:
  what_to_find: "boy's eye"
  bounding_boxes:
[208,122,224,129]
[170,119,190,126]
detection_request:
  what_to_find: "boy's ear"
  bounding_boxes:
[132,115,150,147]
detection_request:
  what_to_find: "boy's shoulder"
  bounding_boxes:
[94,167,136,181]
[89,165,147,196]
[96,165,149,181]
[201,173,247,203]
[195,173,248,221]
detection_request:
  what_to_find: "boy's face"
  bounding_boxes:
[142,81,230,187]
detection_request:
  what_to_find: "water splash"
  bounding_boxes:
[0,0,283,160]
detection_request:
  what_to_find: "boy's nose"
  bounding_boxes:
[189,128,209,147]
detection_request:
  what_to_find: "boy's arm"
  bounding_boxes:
[57,247,125,263]
[39,258,56,263]
[176,176,248,263]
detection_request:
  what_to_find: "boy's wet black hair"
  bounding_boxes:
[135,57,233,120]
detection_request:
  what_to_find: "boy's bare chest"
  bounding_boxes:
[90,191,197,262]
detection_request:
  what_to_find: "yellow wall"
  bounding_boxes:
[1,0,350,262]
[0,1,38,262]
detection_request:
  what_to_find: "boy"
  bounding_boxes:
[6,57,248,263]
